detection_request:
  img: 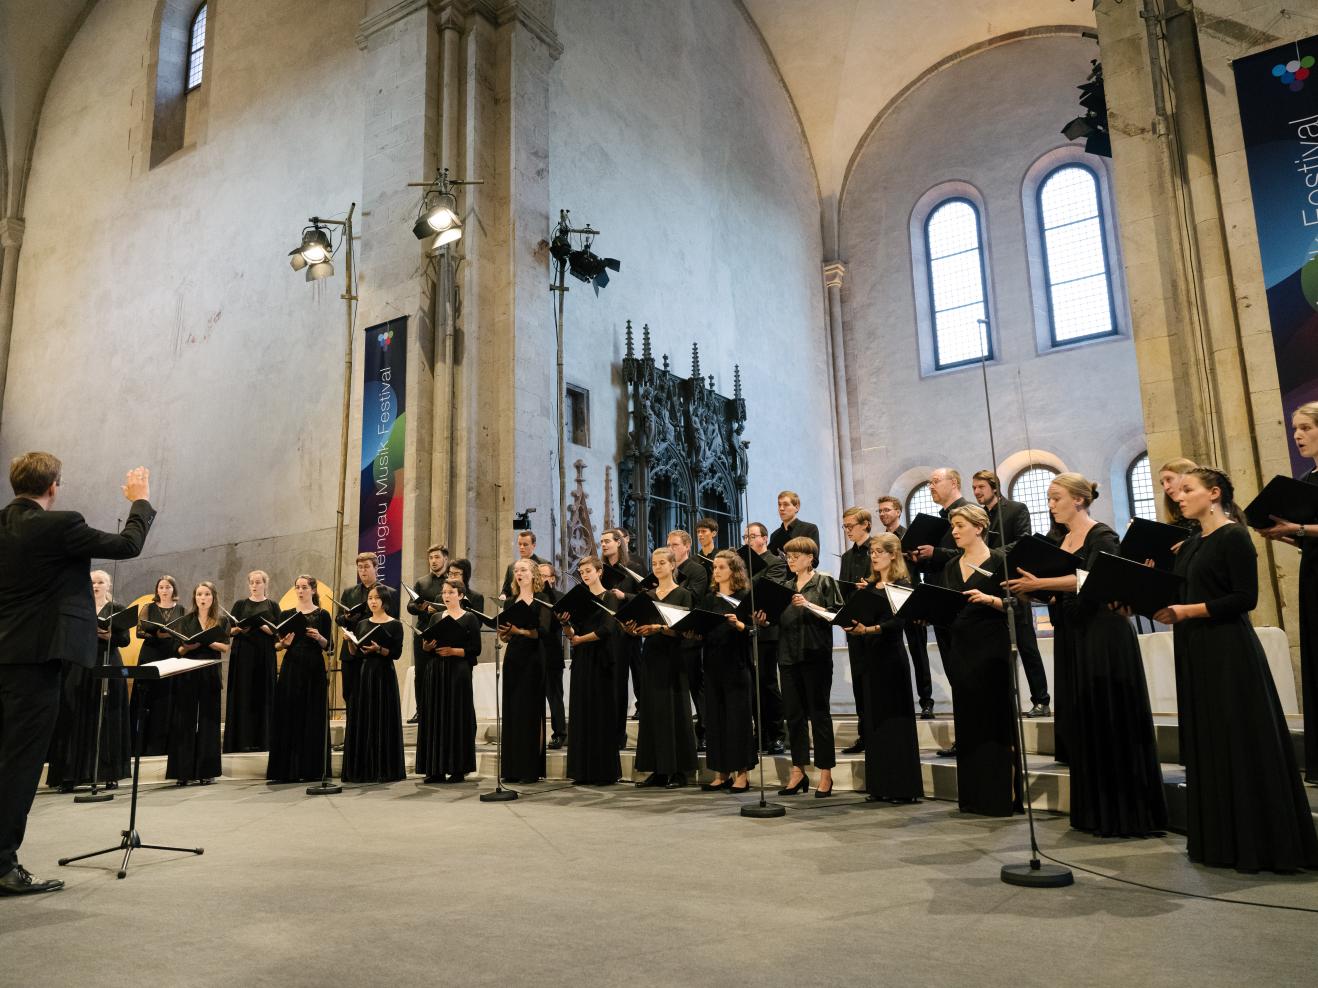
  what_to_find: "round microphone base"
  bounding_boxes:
[480,787,519,802]
[74,792,115,804]
[306,782,343,796]
[740,801,786,819]
[1000,861,1074,888]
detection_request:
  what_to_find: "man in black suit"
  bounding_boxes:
[0,453,155,895]
[693,517,719,581]
[500,530,545,599]
[972,470,1051,717]
[877,495,934,718]
[908,468,969,755]
[838,507,873,754]
[768,490,820,567]
[743,522,787,754]
[667,529,709,748]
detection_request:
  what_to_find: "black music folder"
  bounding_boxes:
[601,562,644,591]
[900,513,950,553]
[264,610,308,637]
[1078,552,1183,617]
[420,613,469,649]
[1007,534,1084,579]
[883,582,968,626]
[166,623,228,649]
[1243,475,1318,529]
[736,544,772,580]
[98,605,140,633]
[553,583,609,630]
[1119,518,1188,571]
[830,587,893,628]
[743,578,796,623]
[496,599,547,630]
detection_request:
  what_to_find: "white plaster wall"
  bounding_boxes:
[547,0,840,555]
[841,35,1146,526]
[3,0,364,598]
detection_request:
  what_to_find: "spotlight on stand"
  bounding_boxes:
[1061,59,1111,158]
[409,167,481,255]
[567,242,621,293]
[288,223,335,280]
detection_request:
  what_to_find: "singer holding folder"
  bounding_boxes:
[222,571,280,754]
[132,576,184,757]
[496,560,550,783]
[164,582,229,786]
[1004,474,1166,837]
[416,579,481,784]
[557,558,621,786]
[266,576,332,784]
[0,454,154,896]
[699,551,756,793]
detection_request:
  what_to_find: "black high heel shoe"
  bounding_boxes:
[777,776,809,796]
[700,778,731,792]
[636,773,667,788]
[814,782,834,798]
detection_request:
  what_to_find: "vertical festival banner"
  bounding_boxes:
[1233,35,1318,473]
[359,318,407,590]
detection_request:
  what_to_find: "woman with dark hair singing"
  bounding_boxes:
[266,576,332,784]
[700,550,756,794]
[166,581,229,786]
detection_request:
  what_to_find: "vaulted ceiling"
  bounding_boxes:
[740,0,1097,207]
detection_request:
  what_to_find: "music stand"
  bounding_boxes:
[58,658,219,879]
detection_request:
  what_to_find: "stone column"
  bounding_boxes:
[823,260,854,509]
[0,217,25,433]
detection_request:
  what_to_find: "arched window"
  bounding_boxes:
[925,199,991,369]
[1009,465,1059,534]
[1127,453,1156,521]
[906,482,938,522]
[187,4,207,90]
[1038,165,1116,346]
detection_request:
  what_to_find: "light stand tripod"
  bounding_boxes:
[737,458,786,819]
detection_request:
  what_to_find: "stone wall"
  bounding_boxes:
[840,34,1147,526]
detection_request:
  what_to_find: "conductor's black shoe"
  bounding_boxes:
[919,701,935,720]
[636,773,667,788]
[1024,703,1051,718]
[548,735,565,750]
[765,740,786,755]
[936,743,957,757]
[841,741,864,755]
[0,866,63,896]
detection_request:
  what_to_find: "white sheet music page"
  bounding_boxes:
[884,584,915,614]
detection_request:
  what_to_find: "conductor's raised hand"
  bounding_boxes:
[122,467,150,503]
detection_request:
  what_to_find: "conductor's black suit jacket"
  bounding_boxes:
[0,498,156,668]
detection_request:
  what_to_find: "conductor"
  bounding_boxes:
[0,453,155,896]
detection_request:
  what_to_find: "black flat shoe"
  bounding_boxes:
[841,741,864,755]
[728,784,752,794]
[696,739,707,753]
[636,773,667,788]
[198,778,214,786]
[0,865,63,896]
[919,702,935,720]
[422,775,442,784]
[815,785,834,798]
[936,744,957,758]
[1024,703,1051,718]
[665,774,686,789]
[777,776,809,796]
[700,779,731,792]
[105,781,119,790]
[174,779,190,787]
[548,736,565,750]
[765,740,786,755]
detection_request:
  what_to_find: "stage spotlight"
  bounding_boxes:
[298,226,332,264]
[306,260,335,282]
[288,249,308,272]
[420,193,458,233]
[428,221,463,254]
[410,168,479,245]
[567,245,620,293]
[1061,59,1111,158]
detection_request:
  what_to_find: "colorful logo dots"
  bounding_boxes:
[378,330,394,349]
[1274,55,1315,91]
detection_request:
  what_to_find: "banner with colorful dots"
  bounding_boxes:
[358,317,407,590]
[1234,36,1318,474]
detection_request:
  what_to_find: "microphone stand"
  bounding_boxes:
[738,462,785,819]
[308,588,343,796]
[482,482,518,802]
[975,319,1071,888]
[77,542,123,804]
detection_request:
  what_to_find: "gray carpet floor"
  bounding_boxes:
[3,779,1316,987]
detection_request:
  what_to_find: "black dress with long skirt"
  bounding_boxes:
[45,603,132,788]
[941,551,1022,817]
[266,609,331,783]
[1173,524,1318,872]
[1299,467,1318,783]
[499,596,550,782]
[222,598,281,753]
[132,602,183,755]
[699,593,755,776]
[565,594,622,785]
[164,614,227,783]
[341,619,406,784]
[856,587,923,802]
[414,610,482,780]
[1052,523,1167,836]
[634,586,699,779]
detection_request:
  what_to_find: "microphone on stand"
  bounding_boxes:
[77,522,123,804]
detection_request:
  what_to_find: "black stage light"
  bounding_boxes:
[567,246,620,293]
[1061,59,1111,158]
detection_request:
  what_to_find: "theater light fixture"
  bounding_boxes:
[409,167,481,254]
[287,223,335,280]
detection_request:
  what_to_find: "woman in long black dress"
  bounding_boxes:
[342,585,406,784]
[601,527,642,748]
[1258,401,1318,784]
[626,548,698,789]
[559,556,621,786]
[1156,467,1318,872]
[777,536,844,798]
[844,533,922,804]
[699,551,755,793]
[496,559,549,783]
[1006,473,1167,837]
[132,575,184,756]
[222,569,280,753]
[266,575,332,783]
[939,505,1021,817]
[166,581,229,785]
[46,569,132,791]
[416,579,481,784]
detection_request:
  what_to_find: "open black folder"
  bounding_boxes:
[165,623,229,649]
[829,586,894,628]
[1007,534,1084,579]
[735,544,773,580]
[601,562,644,591]
[98,604,140,633]
[882,582,968,626]
[900,513,950,553]
[1243,475,1318,529]
[1119,518,1187,571]
[496,597,551,630]
[553,582,615,630]
[264,610,308,637]
[419,613,470,649]
[1078,552,1183,616]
